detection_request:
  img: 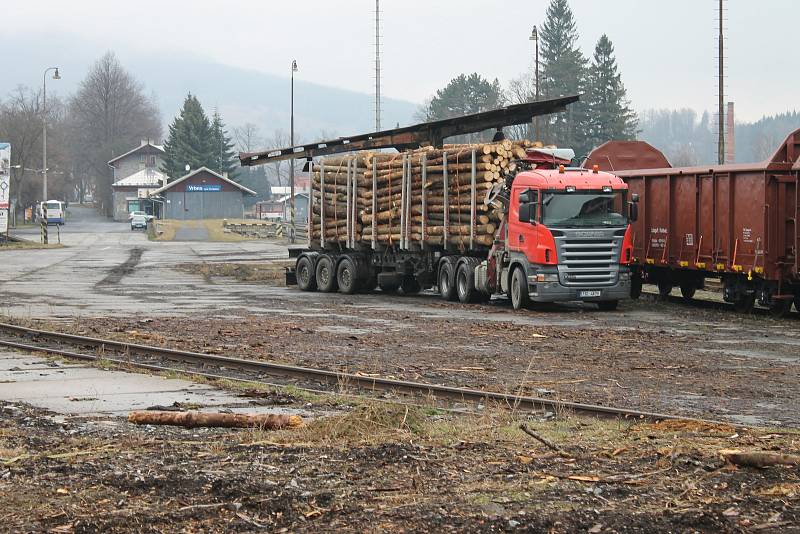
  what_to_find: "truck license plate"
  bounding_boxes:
[579,290,601,298]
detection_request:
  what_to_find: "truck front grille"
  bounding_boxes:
[555,234,621,286]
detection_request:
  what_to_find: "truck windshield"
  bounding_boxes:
[540,191,627,228]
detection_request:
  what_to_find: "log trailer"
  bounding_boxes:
[240,97,637,310]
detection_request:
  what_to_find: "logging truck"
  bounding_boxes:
[290,143,637,310]
[237,98,636,309]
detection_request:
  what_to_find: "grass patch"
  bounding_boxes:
[0,241,64,251]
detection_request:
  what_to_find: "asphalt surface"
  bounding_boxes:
[3,207,288,317]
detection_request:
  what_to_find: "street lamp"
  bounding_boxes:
[529,26,540,142]
[289,59,298,243]
[42,66,60,201]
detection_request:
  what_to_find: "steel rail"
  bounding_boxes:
[0,322,712,423]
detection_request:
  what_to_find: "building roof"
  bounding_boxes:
[108,140,165,166]
[112,168,166,188]
[149,167,257,196]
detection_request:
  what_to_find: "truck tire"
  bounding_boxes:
[510,267,530,310]
[456,259,480,304]
[597,300,619,311]
[315,255,338,293]
[296,256,317,291]
[401,277,421,295]
[438,260,458,301]
[336,257,359,294]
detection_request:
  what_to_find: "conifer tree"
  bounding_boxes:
[161,94,215,179]
[540,0,590,157]
[211,110,238,178]
[586,35,638,149]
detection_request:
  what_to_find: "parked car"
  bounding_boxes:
[130,213,148,231]
[128,210,154,221]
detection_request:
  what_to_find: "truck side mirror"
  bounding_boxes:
[631,193,640,203]
[519,190,532,204]
[628,202,639,222]
[519,203,536,223]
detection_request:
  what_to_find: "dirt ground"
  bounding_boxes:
[3,261,800,532]
[2,396,799,533]
[43,261,800,429]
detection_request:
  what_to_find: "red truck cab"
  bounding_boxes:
[481,163,636,310]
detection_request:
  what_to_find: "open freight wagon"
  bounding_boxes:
[585,129,800,316]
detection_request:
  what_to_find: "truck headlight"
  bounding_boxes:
[619,272,631,281]
[533,273,560,283]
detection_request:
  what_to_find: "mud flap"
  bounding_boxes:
[285,267,297,286]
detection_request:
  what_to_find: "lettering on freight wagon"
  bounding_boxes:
[742,227,753,243]
[650,227,668,248]
[685,233,694,246]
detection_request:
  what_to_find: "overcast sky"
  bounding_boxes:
[6,0,796,122]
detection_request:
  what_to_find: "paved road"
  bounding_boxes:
[2,206,288,318]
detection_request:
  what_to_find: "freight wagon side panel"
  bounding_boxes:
[729,172,767,274]
[697,174,715,267]
[671,175,698,266]
[642,176,670,264]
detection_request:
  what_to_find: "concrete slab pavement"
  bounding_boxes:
[0,349,305,418]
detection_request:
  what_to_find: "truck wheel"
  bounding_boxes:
[510,267,530,310]
[456,261,479,304]
[438,261,457,301]
[679,284,696,302]
[597,300,619,311]
[336,258,359,294]
[296,256,317,291]
[401,277,421,295]
[315,255,338,293]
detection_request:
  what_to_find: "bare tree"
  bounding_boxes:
[505,72,535,140]
[0,86,73,215]
[232,122,263,154]
[69,52,161,215]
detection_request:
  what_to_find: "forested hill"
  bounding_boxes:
[638,109,800,166]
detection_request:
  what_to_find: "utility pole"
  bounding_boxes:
[375,0,382,131]
[42,67,60,201]
[530,26,540,141]
[290,60,298,243]
[717,0,725,165]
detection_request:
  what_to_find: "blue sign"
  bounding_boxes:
[187,184,222,192]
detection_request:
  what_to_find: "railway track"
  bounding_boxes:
[0,321,722,425]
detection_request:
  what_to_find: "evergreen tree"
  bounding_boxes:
[585,35,638,149]
[161,94,215,179]
[211,110,238,177]
[540,0,590,157]
[420,73,504,142]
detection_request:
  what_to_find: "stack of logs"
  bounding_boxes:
[311,139,534,249]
